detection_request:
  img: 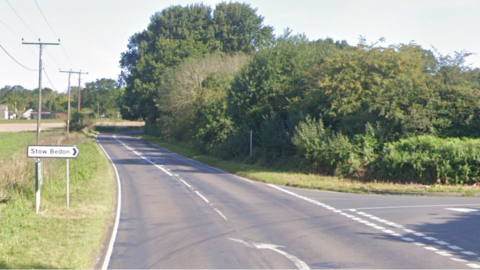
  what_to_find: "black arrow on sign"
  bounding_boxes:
[73,148,77,157]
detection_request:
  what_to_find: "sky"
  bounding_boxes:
[1,0,479,91]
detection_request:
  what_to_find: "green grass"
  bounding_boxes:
[140,134,480,196]
[0,132,37,159]
[0,133,115,268]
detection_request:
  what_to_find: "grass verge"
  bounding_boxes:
[140,134,480,196]
[0,132,115,268]
[0,132,37,159]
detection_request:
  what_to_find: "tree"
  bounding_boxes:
[82,78,122,117]
[119,2,274,121]
[213,2,273,53]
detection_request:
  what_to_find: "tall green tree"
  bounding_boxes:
[213,2,273,53]
[119,2,273,121]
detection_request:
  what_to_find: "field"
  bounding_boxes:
[0,131,115,268]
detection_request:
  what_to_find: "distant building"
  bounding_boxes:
[31,107,52,120]
[0,105,8,120]
[31,107,67,119]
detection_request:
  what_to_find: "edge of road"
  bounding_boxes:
[94,134,122,270]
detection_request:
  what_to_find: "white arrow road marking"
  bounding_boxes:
[229,238,310,270]
[446,208,479,213]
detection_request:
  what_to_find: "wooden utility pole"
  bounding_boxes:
[23,39,59,214]
[77,70,88,113]
[22,39,60,144]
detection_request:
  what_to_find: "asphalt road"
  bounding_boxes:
[98,132,480,269]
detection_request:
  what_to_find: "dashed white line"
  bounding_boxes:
[214,208,228,221]
[113,135,231,222]
[194,190,210,203]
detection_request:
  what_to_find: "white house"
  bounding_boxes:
[0,105,8,120]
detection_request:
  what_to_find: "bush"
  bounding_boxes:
[380,135,480,184]
[68,112,93,132]
[292,116,368,175]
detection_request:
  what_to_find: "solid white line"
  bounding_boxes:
[195,191,210,203]
[97,135,122,270]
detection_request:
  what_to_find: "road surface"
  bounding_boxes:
[97,131,480,269]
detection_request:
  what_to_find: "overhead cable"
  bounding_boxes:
[34,0,59,39]
[33,0,76,69]
[5,0,39,38]
[43,68,58,91]
[0,44,37,71]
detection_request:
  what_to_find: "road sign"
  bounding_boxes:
[28,145,80,158]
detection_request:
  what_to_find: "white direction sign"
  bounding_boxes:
[28,145,80,158]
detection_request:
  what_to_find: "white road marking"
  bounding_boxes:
[446,208,479,213]
[448,245,463,251]
[268,184,479,268]
[179,179,192,188]
[97,135,122,270]
[195,191,210,203]
[214,208,228,221]
[436,251,453,257]
[229,238,310,270]
[113,135,231,222]
[451,257,468,262]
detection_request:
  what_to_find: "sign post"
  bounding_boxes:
[28,145,80,212]
[35,159,43,214]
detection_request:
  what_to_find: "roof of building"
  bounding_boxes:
[0,105,8,111]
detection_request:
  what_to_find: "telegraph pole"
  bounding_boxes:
[22,39,60,144]
[77,70,88,113]
[60,69,85,208]
[23,39,60,214]
[60,69,84,134]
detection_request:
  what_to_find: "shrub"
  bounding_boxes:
[292,116,366,175]
[380,135,480,184]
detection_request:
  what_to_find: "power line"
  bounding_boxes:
[60,46,76,69]
[0,44,37,71]
[5,0,39,38]
[34,0,59,39]
[32,0,76,69]
[0,19,38,58]
[43,68,57,91]
[0,18,21,38]
[45,47,64,69]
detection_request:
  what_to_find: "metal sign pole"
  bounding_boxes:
[35,159,43,214]
[67,158,70,207]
